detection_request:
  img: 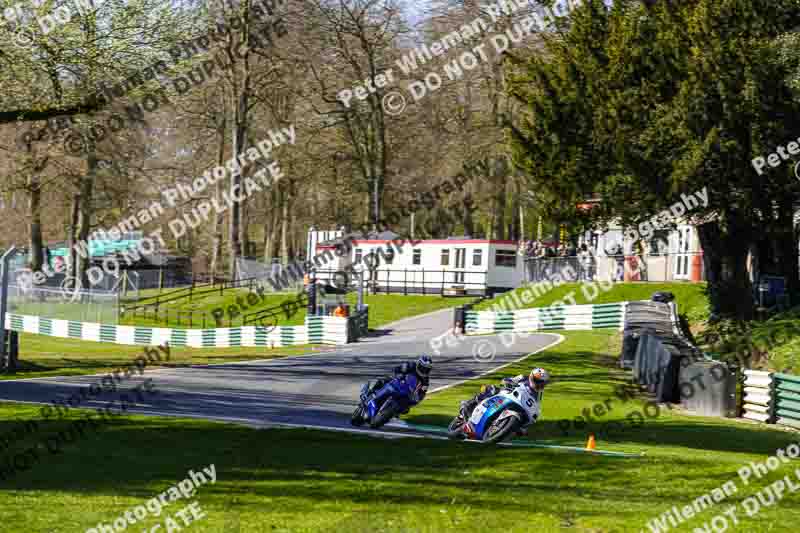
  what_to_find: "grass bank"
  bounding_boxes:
[474,281,710,324]
[1,330,797,532]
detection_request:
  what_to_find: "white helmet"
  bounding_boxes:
[529,368,550,390]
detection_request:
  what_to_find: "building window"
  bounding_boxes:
[441,249,450,266]
[413,249,421,265]
[355,248,362,264]
[472,249,482,266]
[495,250,516,267]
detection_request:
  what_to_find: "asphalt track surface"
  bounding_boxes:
[0,309,562,433]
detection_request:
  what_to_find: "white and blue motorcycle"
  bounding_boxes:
[447,381,542,443]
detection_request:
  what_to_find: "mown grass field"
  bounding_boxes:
[1,330,799,532]
[119,289,474,330]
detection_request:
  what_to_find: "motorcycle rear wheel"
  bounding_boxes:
[484,416,520,444]
[447,416,466,440]
[369,399,397,428]
[351,405,365,426]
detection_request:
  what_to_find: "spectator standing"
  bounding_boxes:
[578,243,593,281]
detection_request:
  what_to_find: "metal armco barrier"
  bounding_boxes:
[774,373,800,429]
[679,360,737,417]
[622,297,737,418]
[742,370,775,423]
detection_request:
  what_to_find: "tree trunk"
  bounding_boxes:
[509,181,520,241]
[67,191,81,284]
[696,217,754,321]
[774,197,799,305]
[67,172,94,295]
[28,175,43,273]
[264,195,278,264]
[226,3,253,280]
[280,187,290,264]
[491,157,507,240]
[240,197,250,258]
[210,115,226,280]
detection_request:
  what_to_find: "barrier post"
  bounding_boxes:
[0,246,18,373]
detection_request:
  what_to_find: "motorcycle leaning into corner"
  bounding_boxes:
[447,380,542,443]
[351,374,424,429]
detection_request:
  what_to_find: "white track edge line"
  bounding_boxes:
[428,333,565,394]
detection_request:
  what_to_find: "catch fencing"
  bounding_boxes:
[5,284,119,324]
[235,258,304,292]
[524,257,596,283]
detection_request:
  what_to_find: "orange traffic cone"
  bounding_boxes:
[585,434,596,451]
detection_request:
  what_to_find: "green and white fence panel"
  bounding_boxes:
[774,373,800,429]
[464,302,627,335]
[4,313,310,348]
[742,370,774,423]
[305,315,349,345]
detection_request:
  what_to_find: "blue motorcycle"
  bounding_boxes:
[352,374,422,428]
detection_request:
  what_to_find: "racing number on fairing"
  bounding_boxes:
[525,397,534,408]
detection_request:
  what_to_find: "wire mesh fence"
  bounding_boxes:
[5,284,120,324]
[235,258,304,292]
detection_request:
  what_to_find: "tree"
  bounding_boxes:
[507,0,800,320]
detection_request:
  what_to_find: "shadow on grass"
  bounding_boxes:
[0,416,794,520]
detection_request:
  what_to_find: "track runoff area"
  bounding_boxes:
[0,309,641,458]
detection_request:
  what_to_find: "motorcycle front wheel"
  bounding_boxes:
[351,405,365,426]
[447,416,466,440]
[369,399,397,428]
[483,416,520,444]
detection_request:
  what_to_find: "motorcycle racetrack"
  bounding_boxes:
[3,305,800,532]
[0,309,561,432]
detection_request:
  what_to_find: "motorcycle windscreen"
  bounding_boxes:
[469,395,514,439]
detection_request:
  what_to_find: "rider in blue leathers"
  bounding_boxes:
[367,355,432,411]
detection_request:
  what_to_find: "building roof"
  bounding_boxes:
[318,230,402,247]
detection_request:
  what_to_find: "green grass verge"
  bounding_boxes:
[120,290,306,328]
[120,290,474,330]
[120,289,475,328]
[1,330,798,531]
[474,281,710,323]
[1,333,314,380]
[358,294,474,330]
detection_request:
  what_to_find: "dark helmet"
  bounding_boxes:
[417,355,433,377]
